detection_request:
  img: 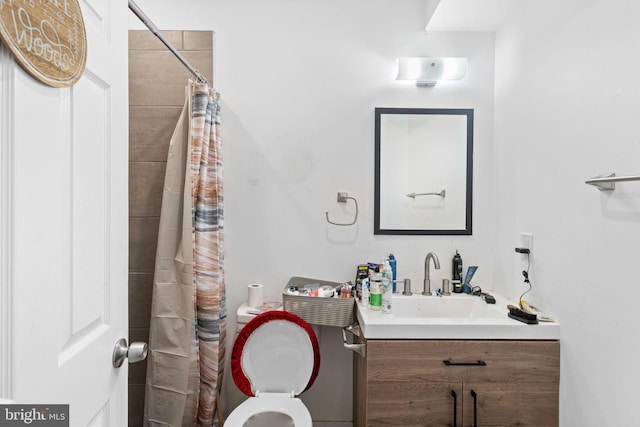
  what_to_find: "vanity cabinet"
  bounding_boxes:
[353,339,559,427]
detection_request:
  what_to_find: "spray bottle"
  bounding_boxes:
[361,277,370,307]
[381,257,393,314]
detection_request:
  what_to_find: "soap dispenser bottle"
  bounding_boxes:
[388,254,397,293]
[452,250,463,293]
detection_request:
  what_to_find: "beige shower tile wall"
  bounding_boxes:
[128,30,213,427]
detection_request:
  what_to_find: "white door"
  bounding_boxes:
[1,1,130,426]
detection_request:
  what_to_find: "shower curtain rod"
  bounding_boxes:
[128,0,209,85]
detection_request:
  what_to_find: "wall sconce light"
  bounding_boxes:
[396,57,468,87]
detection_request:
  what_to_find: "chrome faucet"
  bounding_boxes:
[423,252,440,296]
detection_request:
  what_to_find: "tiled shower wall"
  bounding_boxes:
[128,30,213,427]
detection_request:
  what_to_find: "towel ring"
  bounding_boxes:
[325,192,358,226]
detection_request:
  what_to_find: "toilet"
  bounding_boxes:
[235,302,261,333]
[225,310,320,427]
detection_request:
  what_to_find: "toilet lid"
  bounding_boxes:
[231,311,320,397]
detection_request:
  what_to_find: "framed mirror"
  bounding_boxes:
[374,107,473,235]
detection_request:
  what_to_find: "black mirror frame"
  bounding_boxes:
[374,107,474,235]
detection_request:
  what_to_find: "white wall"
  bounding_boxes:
[493,1,640,425]
[129,1,495,424]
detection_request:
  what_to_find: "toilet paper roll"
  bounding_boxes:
[247,284,264,308]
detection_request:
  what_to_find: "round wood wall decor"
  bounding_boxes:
[0,0,87,88]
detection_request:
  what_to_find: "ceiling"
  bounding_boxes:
[426,0,523,32]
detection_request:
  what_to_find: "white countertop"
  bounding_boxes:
[356,293,560,340]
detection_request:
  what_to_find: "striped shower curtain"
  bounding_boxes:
[144,81,226,427]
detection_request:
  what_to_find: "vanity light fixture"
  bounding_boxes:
[396,57,468,87]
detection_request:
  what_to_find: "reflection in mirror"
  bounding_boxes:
[374,108,473,235]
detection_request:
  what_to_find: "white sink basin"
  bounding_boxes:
[392,294,505,319]
[356,293,560,340]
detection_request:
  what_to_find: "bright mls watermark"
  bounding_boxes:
[0,405,68,426]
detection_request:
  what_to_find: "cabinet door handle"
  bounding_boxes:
[443,359,487,366]
[450,390,458,427]
[470,389,478,427]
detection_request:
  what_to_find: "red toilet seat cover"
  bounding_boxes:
[231,311,320,397]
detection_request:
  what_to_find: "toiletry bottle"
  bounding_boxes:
[355,264,369,302]
[370,271,382,311]
[362,277,370,307]
[452,250,463,293]
[388,254,397,293]
[381,257,393,314]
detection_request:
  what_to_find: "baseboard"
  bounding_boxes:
[313,422,353,427]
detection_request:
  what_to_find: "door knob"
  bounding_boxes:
[112,338,148,368]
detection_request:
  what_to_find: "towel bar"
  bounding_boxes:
[406,190,446,199]
[585,173,640,191]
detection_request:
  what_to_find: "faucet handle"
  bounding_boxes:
[396,278,411,296]
[442,278,451,296]
[393,278,412,295]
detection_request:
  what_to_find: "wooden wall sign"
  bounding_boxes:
[0,0,87,88]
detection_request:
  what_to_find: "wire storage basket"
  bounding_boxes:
[283,276,355,327]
